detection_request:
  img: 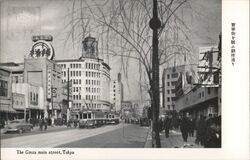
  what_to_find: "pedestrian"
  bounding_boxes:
[44,118,48,131]
[204,116,221,148]
[74,119,78,128]
[67,119,71,128]
[196,115,207,145]
[188,118,195,137]
[39,118,43,131]
[180,115,190,142]
[159,118,163,132]
[164,116,171,138]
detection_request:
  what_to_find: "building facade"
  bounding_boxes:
[56,36,111,114]
[110,73,124,112]
[162,64,197,112]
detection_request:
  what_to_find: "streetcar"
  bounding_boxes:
[78,110,106,128]
[106,112,120,125]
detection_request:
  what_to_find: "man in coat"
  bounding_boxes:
[164,116,171,138]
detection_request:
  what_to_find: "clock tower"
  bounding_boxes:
[81,36,98,59]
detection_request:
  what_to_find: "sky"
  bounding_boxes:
[0,0,221,103]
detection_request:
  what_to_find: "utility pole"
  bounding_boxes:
[149,0,161,148]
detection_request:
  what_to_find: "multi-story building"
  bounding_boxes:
[162,64,197,112]
[110,73,123,112]
[0,67,16,125]
[175,38,221,118]
[56,36,111,113]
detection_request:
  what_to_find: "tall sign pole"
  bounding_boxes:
[149,0,161,148]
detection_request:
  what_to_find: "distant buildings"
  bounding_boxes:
[110,73,124,112]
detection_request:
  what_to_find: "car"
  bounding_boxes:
[4,119,33,134]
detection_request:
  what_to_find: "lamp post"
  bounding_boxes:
[149,0,161,148]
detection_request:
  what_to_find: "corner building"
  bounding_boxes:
[56,36,111,113]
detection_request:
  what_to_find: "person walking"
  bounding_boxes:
[204,116,221,148]
[188,118,195,137]
[44,118,48,131]
[196,115,207,145]
[164,116,171,138]
[159,118,163,132]
[39,118,43,131]
[180,115,190,142]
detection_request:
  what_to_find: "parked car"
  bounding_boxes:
[4,119,33,134]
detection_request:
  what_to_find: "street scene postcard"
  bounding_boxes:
[0,0,249,160]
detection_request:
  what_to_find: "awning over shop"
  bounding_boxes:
[180,97,218,112]
[0,105,17,113]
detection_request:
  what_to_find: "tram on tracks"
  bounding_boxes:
[78,110,120,128]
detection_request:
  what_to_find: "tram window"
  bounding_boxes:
[112,115,114,118]
[88,113,92,119]
[80,114,82,119]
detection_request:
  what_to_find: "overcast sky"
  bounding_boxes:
[0,0,221,103]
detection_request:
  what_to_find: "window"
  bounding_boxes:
[70,64,72,68]
[76,71,78,77]
[167,82,170,86]
[208,88,211,94]
[79,64,81,68]
[172,73,178,78]
[167,74,170,79]
[202,91,204,97]
[63,71,66,77]
[167,90,170,94]
[79,71,81,76]
[167,97,170,102]
[171,89,175,94]
[79,79,81,84]
[167,105,170,109]
[171,81,176,86]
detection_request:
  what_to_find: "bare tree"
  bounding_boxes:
[63,0,197,147]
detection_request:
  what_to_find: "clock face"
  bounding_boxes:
[30,40,54,60]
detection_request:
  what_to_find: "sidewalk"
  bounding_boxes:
[144,129,203,148]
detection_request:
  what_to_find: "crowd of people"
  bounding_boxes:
[158,114,221,148]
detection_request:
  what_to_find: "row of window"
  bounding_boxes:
[166,89,175,94]
[60,64,67,69]
[166,81,176,86]
[167,73,179,79]
[86,63,100,70]
[73,94,81,100]
[72,87,81,93]
[70,71,82,77]
[86,87,100,93]
[86,79,100,85]
[73,79,81,85]
[167,97,175,102]
[85,95,100,100]
[0,80,8,97]
[14,99,24,106]
[86,71,100,78]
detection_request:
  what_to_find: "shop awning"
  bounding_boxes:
[0,105,17,113]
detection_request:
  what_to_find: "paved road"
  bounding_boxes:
[1,123,130,148]
[1,123,149,148]
[57,124,149,148]
[1,125,71,140]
